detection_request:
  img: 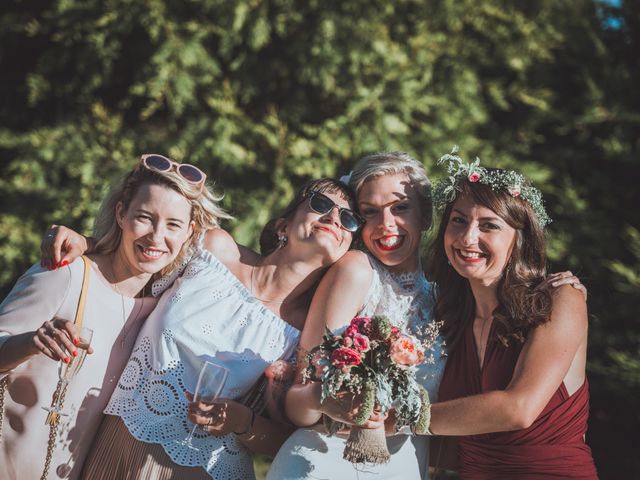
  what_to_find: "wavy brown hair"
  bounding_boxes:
[426,175,552,349]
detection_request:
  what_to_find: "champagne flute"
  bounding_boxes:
[178,360,229,450]
[42,326,93,423]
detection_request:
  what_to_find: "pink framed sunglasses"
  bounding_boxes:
[140,154,207,189]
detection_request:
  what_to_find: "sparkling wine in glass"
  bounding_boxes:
[179,360,229,451]
[43,326,93,424]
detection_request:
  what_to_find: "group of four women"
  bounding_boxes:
[0,149,598,479]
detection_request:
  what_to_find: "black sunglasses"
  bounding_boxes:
[307,191,364,232]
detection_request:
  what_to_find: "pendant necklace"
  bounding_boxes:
[250,262,288,305]
[109,262,145,348]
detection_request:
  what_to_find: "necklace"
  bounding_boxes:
[249,262,288,305]
[111,281,145,348]
[108,261,146,348]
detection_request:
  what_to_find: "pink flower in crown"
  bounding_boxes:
[352,333,370,352]
[331,347,362,368]
[468,171,481,183]
[390,335,425,366]
[508,185,521,197]
[343,336,354,348]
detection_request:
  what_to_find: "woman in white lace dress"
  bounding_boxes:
[77,177,362,480]
[268,152,447,480]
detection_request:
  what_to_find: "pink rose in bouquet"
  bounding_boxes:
[345,317,372,338]
[330,347,362,368]
[390,335,425,366]
[303,315,437,465]
[352,333,370,352]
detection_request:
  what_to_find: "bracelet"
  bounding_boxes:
[414,389,432,435]
[234,409,255,436]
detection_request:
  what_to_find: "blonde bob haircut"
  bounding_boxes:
[349,151,433,230]
[93,162,232,277]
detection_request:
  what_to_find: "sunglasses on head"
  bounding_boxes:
[307,191,364,232]
[140,154,207,189]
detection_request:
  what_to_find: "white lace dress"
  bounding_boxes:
[267,253,447,480]
[103,249,301,480]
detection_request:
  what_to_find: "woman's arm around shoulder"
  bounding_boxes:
[285,250,374,427]
[507,284,589,424]
[429,285,588,435]
[298,250,373,352]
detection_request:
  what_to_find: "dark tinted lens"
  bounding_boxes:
[144,155,172,172]
[339,211,361,232]
[308,193,334,214]
[177,164,204,183]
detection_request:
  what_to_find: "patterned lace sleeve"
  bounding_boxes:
[150,255,192,297]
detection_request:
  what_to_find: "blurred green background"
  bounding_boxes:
[1,1,638,478]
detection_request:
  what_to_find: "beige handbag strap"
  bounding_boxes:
[0,256,92,453]
[74,256,91,328]
[41,256,91,480]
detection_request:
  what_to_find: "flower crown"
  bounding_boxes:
[432,146,551,228]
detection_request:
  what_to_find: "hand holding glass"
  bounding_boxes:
[42,326,93,422]
[179,360,228,450]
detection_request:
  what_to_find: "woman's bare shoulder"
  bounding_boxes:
[322,250,373,289]
[203,228,259,272]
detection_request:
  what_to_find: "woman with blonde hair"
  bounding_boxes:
[269,151,447,479]
[0,154,225,479]
[41,176,362,479]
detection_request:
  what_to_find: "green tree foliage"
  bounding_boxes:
[0,1,637,478]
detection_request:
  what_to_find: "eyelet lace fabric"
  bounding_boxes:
[151,257,191,297]
[358,253,447,402]
[267,253,448,480]
[106,250,300,479]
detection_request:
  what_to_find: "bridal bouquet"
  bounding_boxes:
[303,315,432,464]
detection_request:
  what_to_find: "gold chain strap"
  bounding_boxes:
[0,257,90,479]
[0,376,8,444]
[41,380,69,480]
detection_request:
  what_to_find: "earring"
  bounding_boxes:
[277,235,288,249]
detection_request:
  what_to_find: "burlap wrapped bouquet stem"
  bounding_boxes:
[306,316,435,465]
[343,424,390,464]
[341,379,391,464]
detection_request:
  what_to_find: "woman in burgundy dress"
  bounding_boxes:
[422,148,598,479]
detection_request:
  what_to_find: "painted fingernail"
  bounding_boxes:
[72,350,78,357]
[60,260,69,267]
[63,357,70,363]
[73,338,80,346]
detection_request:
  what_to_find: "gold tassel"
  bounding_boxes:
[45,410,59,427]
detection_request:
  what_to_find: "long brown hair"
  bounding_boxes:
[426,176,552,349]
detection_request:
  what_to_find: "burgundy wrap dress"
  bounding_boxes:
[438,320,598,479]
